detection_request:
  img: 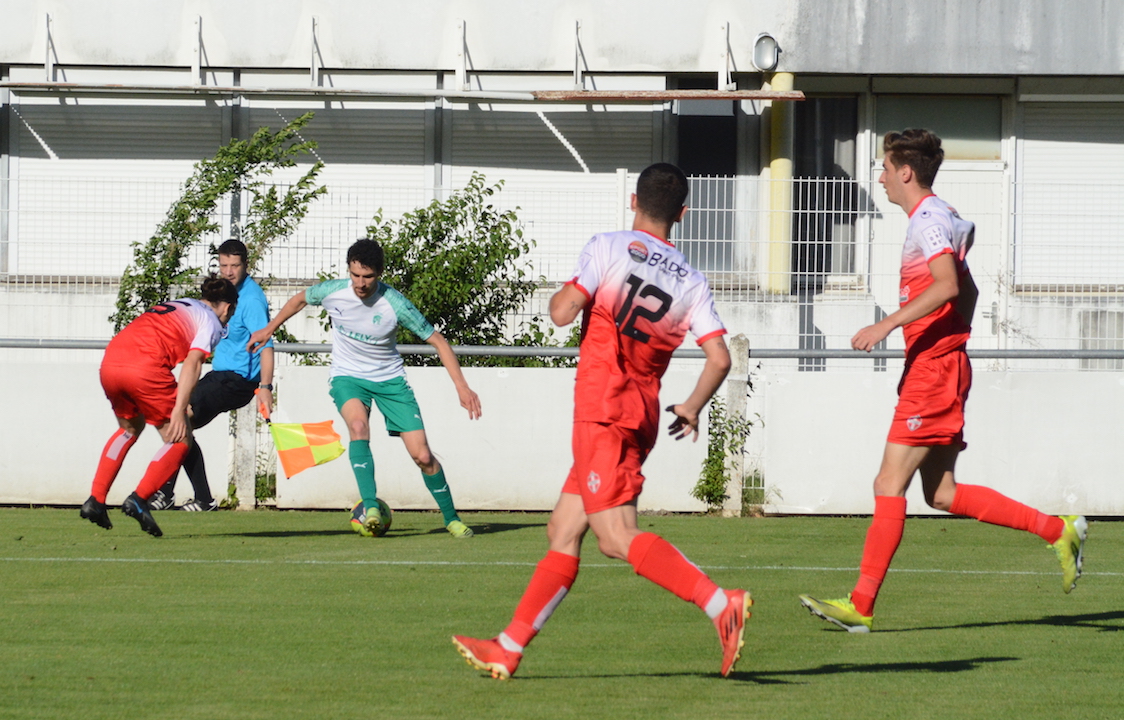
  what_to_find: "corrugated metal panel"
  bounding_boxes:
[10,104,223,276]
[248,107,426,166]
[1017,103,1124,286]
[241,107,429,280]
[448,108,655,281]
[451,108,655,173]
[14,104,223,160]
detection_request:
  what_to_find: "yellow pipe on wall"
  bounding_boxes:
[767,71,795,295]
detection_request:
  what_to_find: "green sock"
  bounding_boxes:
[348,441,378,510]
[422,466,459,525]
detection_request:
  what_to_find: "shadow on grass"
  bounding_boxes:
[728,656,1018,684]
[882,610,1124,634]
[209,521,543,539]
[207,530,357,538]
[423,521,545,537]
[522,657,1015,684]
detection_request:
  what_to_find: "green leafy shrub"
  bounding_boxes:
[366,173,569,366]
[111,113,325,330]
[691,396,757,512]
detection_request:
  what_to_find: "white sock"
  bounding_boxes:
[498,632,523,653]
[704,588,728,620]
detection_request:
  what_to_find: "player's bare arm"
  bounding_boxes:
[851,253,961,352]
[164,349,207,444]
[427,330,482,420]
[247,290,308,353]
[667,335,732,442]
[549,283,588,327]
[257,346,276,414]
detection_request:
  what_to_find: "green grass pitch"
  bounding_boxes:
[1,508,1119,720]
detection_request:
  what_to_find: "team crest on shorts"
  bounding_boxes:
[587,471,601,493]
[906,415,923,431]
[900,285,911,303]
[627,241,649,263]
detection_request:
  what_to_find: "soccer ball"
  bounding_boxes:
[350,499,393,537]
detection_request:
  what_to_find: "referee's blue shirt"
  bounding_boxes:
[212,275,273,381]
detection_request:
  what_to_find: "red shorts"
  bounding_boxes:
[561,421,651,513]
[888,348,972,447]
[99,362,177,426]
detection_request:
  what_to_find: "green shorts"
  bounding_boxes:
[328,375,425,436]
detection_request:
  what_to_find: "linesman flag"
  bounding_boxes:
[256,391,345,478]
[268,420,346,478]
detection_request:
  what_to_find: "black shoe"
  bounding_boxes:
[178,498,218,512]
[121,492,163,537]
[148,489,175,511]
[80,495,112,529]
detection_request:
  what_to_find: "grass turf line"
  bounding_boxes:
[0,508,1119,720]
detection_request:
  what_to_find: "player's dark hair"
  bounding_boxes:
[200,276,239,307]
[635,163,689,225]
[215,238,248,264]
[347,238,385,274]
[883,128,944,188]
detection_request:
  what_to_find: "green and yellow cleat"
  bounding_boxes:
[1050,515,1088,594]
[446,519,474,538]
[799,594,873,633]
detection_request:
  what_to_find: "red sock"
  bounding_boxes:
[502,551,580,649]
[135,442,190,500]
[950,483,1064,543]
[90,428,139,503]
[628,532,720,609]
[852,496,907,617]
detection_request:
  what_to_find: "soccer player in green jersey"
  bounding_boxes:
[248,239,481,538]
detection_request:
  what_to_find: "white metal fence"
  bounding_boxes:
[3,171,1124,371]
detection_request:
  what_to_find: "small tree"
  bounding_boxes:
[111,112,325,330]
[691,396,757,512]
[366,173,566,366]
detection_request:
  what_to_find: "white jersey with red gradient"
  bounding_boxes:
[899,194,974,360]
[103,298,224,369]
[567,229,726,445]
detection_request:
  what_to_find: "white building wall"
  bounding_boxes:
[2,1,1122,76]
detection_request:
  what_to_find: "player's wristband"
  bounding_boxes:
[259,384,273,391]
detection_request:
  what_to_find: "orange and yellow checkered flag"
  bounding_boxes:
[268,420,346,478]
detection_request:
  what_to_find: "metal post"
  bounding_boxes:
[573,21,584,91]
[617,168,629,230]
[767,71,795,294]
[722,334,750,517]
[45,14,54,82]
[456,20,468,91]
[192,16,202,85]
[719,22,733,91]
[310,17,320,87]
[0,69,8,275]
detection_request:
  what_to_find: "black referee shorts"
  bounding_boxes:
[189,370,259,429]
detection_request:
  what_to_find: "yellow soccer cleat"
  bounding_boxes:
[1050,515,1088,594]
[446,519,474,538]
[799,594,873,633]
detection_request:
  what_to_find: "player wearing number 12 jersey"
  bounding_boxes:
[454,163,751,679]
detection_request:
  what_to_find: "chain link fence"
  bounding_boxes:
[3,171,1124,371]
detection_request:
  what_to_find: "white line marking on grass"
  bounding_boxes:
[1,556,1120,577]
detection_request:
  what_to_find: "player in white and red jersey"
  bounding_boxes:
[800,129,1088,633]
[80,277,237,536]
[454,164,751,679]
